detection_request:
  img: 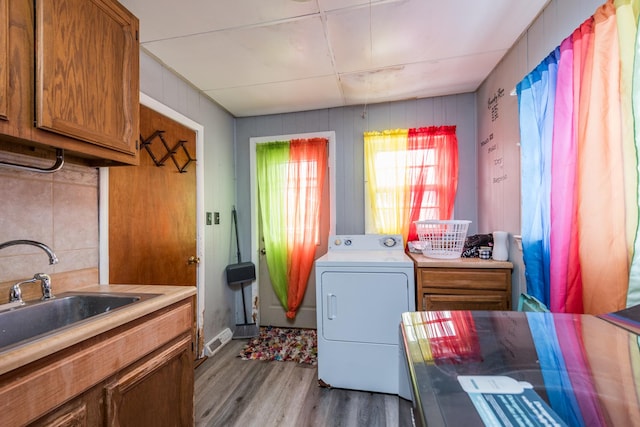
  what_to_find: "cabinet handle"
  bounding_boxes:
[327,293,337,320]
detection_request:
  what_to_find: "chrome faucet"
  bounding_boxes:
[1,240,58,302]
[10,273,54,302]
[0,239,59,265]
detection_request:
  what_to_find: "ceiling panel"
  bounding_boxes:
[143,16,335,90]
[206,76,343,117]
[122,0,320,42]
[340,50,506,105]
[119,0,549,117]
[326,0,545,73]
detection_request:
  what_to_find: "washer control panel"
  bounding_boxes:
[329,234,403,251]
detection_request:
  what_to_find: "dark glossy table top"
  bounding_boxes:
[400,310,640,427]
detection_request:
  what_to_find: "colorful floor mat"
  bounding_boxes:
[239,326,317,365]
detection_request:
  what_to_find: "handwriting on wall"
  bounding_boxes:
[482,88,507,185]
[487,88,505,122]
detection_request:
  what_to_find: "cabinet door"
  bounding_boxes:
[105,335,194,427]
[30,384,104,427]
[0,0,7,120]
[35,0,139,155]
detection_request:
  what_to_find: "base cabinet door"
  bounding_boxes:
[105,334,194,427]
[30,384,104,427]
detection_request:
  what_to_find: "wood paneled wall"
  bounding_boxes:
[235,93,478,255]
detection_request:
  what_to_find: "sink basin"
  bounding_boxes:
[0,292,158,352]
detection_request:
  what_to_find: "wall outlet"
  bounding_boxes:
[206,212,212,225]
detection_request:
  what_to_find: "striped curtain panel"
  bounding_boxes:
[517,0,640,314]
[256,138,328,319]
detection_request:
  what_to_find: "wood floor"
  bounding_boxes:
[195,339,413,427]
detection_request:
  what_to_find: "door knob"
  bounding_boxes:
[188,256,200,265]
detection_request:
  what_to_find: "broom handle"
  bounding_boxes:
[240,282,248,324]
[232,206,242,262]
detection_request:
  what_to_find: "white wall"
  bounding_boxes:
[476,0,605,300]
[139,50,237,343]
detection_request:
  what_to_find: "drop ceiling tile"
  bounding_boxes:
[122,0,550,116]
[119,0,320,42]
[143,15,334,90]
[205,76,343,117]
[339,50,505,104]
[319,0,404,12]
[326,0,549,73]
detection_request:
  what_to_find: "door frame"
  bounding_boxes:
[249,131,336,325]
[99,92,206,357]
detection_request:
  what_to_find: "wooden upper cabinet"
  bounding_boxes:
[0,0,139,165]
[0,0,7,120]
[35,0,139,158]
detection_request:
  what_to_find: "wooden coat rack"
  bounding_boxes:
[140,130,195,173]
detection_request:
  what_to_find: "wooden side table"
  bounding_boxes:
[408,252,513,311]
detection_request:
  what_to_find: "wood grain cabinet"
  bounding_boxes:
[0,297,194,427]
[30,384,105,427]
[105,335,194,427]
[0,0,7,121]
[0,0,139,166]
[409,253,513,311]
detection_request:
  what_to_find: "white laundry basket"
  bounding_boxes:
[415,220,471,259]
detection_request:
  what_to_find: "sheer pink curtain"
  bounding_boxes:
[285,138,327,319]
[406,126,458,242]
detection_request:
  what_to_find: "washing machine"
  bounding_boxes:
[315,234,415,398]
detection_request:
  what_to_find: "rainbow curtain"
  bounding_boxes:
[517,0,640,314]
[255,138,328,319]
[363,126,458,244]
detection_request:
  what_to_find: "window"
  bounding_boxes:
[364,126,459,244]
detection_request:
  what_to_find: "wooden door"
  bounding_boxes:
[108,105,197,286]
[258,156,330,329]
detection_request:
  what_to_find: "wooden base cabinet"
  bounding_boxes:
[1,298,194,427]
[409,253,513,311]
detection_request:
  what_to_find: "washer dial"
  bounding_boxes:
[382,237,398,247]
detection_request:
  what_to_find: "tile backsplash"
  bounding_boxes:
[0,151,99,284]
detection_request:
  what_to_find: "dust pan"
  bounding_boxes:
[225,206,259,339]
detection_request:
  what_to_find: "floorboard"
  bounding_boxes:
[195,339,413,427]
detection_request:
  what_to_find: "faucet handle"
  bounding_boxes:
[9,284,23,303]
[34,273,54,300]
